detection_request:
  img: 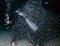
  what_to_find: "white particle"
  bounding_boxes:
[11,42,15,46]
[44,2,48,5]
[7,21,10,24]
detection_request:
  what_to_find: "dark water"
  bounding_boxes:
[0,0,60,46]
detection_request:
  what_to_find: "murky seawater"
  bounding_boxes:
[0,0,60,46]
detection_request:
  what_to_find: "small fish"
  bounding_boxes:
[16,10,38,32]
